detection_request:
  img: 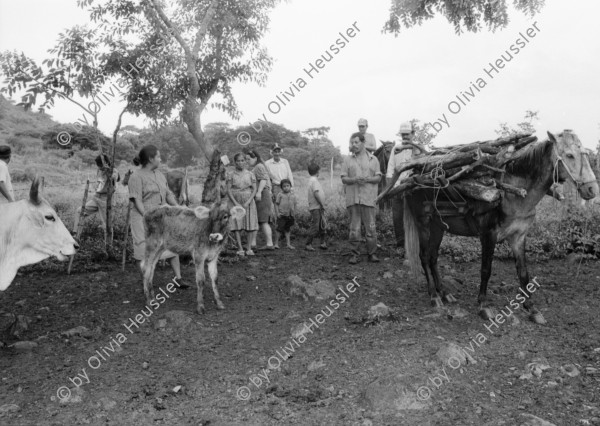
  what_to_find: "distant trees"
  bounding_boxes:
[384,0,545,34]
[202,122,342,171]
[495,110,538,137]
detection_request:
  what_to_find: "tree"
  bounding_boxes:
[384,0,545,35]
[0,27,107,128]
[495,110,538,137]
[83,0,278,202]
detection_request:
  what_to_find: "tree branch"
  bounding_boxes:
[192,0,219,59]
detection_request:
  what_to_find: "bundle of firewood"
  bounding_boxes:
[377,133,564,204]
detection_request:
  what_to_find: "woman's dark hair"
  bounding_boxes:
[133,145,158,167]
[95,154,111,168]
[245,149,264,165]
[233,152,246,162]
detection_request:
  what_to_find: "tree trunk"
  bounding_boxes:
[105,107,127,257]
[181,98,224,204]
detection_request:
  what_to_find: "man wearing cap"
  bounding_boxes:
[0,145,15,204]
[386,122,426,249]
[341,132,381,264]
[265,143,294,200]
[357,118,378,153]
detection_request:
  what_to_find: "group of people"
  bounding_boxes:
[0,117,422,271]
[224,144,327,255]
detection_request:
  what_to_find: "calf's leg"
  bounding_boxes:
[193,250,207,314]
[142,238,166,305]
[207,256,225,310]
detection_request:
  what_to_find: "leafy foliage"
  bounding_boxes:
[0,27,107,122]
[496,110,538,137]
[384,0,545,35]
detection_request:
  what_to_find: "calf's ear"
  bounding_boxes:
[230,206,246,220]
[194,206,210,220]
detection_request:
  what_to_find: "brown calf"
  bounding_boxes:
[141,203,245,314]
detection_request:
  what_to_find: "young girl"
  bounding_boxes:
[227,153,259,256]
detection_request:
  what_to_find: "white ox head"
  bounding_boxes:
[0,177,79,291]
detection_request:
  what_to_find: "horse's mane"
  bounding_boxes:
[504,138,554,177]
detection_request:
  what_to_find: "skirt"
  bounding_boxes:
[130,209,177,261]
[256,187,274,224]
[229,189,259,231]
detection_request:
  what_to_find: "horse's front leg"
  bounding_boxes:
[429,224,456,304]
[508,233,546,324]
[418,217,443,309]
[478,231,497,320]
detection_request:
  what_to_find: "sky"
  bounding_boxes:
[1,0,599,153]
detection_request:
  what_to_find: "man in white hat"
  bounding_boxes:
[265,143,294,200]
[386,122,426,249]
[357,118,377,153]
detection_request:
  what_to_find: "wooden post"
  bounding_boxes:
[330,157,333,191]
[68,179,90,275]
[121,201,132,271]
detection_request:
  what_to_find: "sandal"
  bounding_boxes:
[236,250,246,256]
[246,250,255,256]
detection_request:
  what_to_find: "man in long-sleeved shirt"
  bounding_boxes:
[265,143,294,199]
[386,122,425,248]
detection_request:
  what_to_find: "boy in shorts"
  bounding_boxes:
[274,179,297,249]
[305,163,328,251]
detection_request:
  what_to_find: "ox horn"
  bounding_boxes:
[30,176,42,205]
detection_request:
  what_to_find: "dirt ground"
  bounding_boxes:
[1,235,600,426]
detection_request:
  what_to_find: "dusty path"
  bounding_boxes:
[1,241,600,425]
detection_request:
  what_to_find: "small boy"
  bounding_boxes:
[73,154,120,234]
[274,178,297,249]
[305,163,328,251]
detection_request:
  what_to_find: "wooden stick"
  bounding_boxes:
[182,167,189,205]
[496,181,527,198]
[453,179,501,202]
[447,158,487,182]
[68,179,90,275]
[376,169,401,202]
[121,201,132,271]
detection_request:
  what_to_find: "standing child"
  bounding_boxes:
[305,163,328,251]
[274,179,297,249]
[227,153,259,256]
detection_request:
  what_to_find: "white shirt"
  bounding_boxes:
[363,133,377,152]
[386,143,418,188]
[265,157,294,186]
[0,159,14,203]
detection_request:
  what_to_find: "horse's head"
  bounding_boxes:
[549,130,599,200]
[374,141,396,175]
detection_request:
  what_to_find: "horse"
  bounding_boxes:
[403,131,599,324]
[373,141,396,211]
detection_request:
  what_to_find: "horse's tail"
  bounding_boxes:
[403,196,420,276]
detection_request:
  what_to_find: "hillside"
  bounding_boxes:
[0,94,59,145]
